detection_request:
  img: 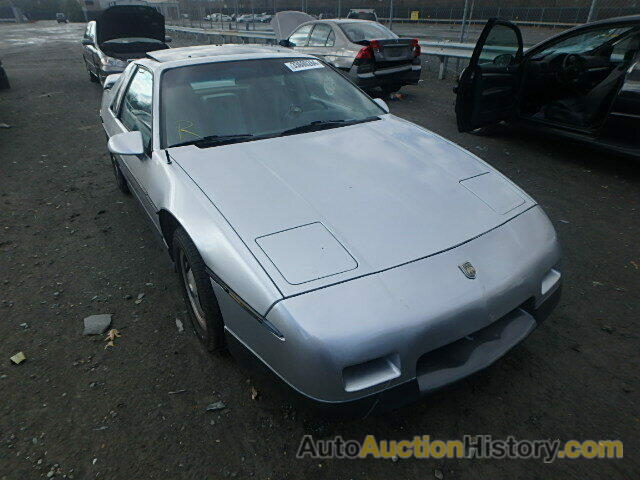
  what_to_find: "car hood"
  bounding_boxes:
[270,11,314,40]
[168,115,535,297]
[97,6,165,45]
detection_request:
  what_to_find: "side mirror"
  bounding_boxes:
[373,98,390,113]
[278,39,293,48]
[164,36,172,43]
[82,38,92,46]
[103,73,121,90]
[108,131,145,156]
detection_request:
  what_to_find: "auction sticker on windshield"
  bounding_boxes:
[284,59,324,72]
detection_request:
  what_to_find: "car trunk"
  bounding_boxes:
[355,38,418,73]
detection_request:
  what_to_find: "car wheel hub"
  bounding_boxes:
[179,251,207,331]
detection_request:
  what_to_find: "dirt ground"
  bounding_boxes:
[0,21,638,480]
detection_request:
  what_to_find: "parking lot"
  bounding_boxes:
[0,21,638,479]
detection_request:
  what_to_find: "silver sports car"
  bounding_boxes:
[100,44,562,415]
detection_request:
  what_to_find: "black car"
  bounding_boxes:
[82,5,170,84]
[455,15,640,158]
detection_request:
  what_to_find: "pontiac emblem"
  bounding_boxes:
[459,262,477,279]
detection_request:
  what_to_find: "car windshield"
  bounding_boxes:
[531,26,634,59]
[339,22,397,43]
[161,58,384,148]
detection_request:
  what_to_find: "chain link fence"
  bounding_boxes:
[165,0,640,29]
[159,0,640,77]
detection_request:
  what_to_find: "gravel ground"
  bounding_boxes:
[0,21,638,480]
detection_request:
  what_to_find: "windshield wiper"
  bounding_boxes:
[278,116,380,137]
[169,134,255,149]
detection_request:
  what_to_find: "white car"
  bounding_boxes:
[206,13,231,22]
[99,44,561,415]
[237,14,258,23]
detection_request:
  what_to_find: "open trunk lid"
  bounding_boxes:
[270,10,314,40]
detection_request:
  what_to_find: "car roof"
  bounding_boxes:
[147,44,303,63]
[141,44,314,71]
[309,18,379,25]
[586,14,640,25]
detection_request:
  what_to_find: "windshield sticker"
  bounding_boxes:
[284,59,324,72]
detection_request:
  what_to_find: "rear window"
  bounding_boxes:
[347,12,376,22]
[339,22,397,43]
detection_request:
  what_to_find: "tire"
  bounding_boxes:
[173,227,226,351]
[0,67,9,90]
[381,84,402,96]
[110,154,130,194]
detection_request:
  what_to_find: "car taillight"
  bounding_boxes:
[355,45,374,60]
[411,38,421,57]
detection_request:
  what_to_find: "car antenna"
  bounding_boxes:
[164,150,172,164]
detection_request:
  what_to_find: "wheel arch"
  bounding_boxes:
[158,208,181,259]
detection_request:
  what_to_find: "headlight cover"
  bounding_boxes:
[102,56,127,68]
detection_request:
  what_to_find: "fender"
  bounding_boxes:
[145,149,283,316]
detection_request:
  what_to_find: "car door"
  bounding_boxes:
[455,19,524,132]
[305,23,334,60]
[597,33,640,153]
[108,66,159,223]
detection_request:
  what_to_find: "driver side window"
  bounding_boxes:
[478,24,520,65]
[288,25,312,47]
[119,67,153,152]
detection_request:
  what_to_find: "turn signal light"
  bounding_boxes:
[355,45,374,60]
[411,38,421,57]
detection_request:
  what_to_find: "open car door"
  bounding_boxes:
[455,19,523,132]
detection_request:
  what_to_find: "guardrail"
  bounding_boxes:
[377,17,580,28]
[167,25,276,41]
[166,25,477,80]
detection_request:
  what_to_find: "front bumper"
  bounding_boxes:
[222,206,562,416]
[228,285,561,417]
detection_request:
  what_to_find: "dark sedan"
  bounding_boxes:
[82,5,170,84]
[456,15,640,158]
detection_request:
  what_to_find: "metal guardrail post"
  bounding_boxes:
[587,0,597,22]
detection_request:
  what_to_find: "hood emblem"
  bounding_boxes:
[459,262,477,279]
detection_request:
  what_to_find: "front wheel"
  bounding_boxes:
[173,228,226,351]
[0,68,10,90]
[88,68,99,83]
